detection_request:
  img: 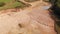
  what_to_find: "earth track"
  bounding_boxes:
[0,0,57,34]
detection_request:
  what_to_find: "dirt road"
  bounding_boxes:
[0,0,57,34]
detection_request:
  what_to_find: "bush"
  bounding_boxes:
[0,2,5,7]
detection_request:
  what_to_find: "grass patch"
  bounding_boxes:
[0,0,30,10]
[43,0,49,2]
[24,0,39,2]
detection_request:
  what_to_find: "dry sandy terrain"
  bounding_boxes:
[0,0,57,34]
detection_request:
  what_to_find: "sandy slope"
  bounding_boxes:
[0,0,57,34]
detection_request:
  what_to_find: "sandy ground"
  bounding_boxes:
[0,0,57,34]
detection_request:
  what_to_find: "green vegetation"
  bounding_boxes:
[48,0,60,7]
[56,21,60,34]
[48,0,60,34]
[43,0,60,34]
[56,0,60,7]
[43,0,50,2]
[24,0,39,2]
[0,0,30,10]
[0,2,5,7]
